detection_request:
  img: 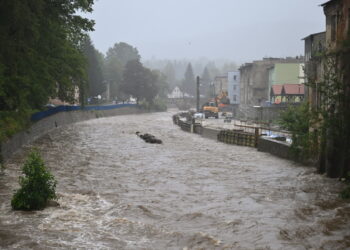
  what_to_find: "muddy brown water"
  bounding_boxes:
[1,112,350,249]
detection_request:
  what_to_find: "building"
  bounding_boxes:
[303,32,326,109]
[270,84,305,104]
[239,57,304,106]
[322,0,350,49]
[49,86,80,106]
[212,75,228,96]
[303,0,350,178]
[267,63,305,101]
[227,71,240,104]
[167,86,185,99]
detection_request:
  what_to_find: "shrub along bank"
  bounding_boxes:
[11,150,57,211]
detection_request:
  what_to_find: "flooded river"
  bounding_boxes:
[1,111,350,249]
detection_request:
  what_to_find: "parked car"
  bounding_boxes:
[194,112,205,119]
[44,103,56,109]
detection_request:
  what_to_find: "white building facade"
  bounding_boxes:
[167,86,184,99]
[227,71,240,104]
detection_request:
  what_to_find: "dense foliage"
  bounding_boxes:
[0,0,95,141]
[11,151,57,210]
[306,35,350,178]
[181,63,195,96]
[139,97,167,111]
[104,42,141,100]
[81,36,105,97]
[278,103,318,161]
[340,169,350,199]
[279,33,350,181]
[162,62,177,90]
[201,67,212,98]
[143,58,236,91]
[120,60,157,104]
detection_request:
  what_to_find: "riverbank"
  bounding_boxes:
[173,112,294,161]
[1,106,143,162]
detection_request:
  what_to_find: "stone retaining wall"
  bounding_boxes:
[1,107,142,162]
[257,136,292,160]
[200,127,220,140]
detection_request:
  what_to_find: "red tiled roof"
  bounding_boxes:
[271,85,283,95]
[283,84,304,95]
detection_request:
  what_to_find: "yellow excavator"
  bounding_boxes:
[202,101,219,119]
[202,91,231,118]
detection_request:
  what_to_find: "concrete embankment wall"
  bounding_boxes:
[257,136,292,160]
[173,116,220,141]
[200,127,220,140]
[173,114,294,161]
[1,106,142,162]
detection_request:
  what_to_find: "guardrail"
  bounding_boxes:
[233,121,291,138]
[31,104,137,122]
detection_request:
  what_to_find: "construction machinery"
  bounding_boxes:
[202,101,219,119]
[216,91,231,112]
[201,90,231,119]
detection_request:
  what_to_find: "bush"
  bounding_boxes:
[151,98,167,111]
[340,186,350,199]
[139,98,167,111]
[11,150,57,210]
[278,102,318,161]
[176,99,191,111]
[0,110,32,143]
[340,172,350,199]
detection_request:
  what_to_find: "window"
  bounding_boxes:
[233,75,237,81]
[331,15,337,42]
[233,85,236,91]
[317,41,323,53]
[233,95,236,101]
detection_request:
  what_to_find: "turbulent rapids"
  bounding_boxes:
[0,111,349,249]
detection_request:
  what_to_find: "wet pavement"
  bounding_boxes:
[1,111,350,249]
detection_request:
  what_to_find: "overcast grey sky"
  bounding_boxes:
[86,0,326,63]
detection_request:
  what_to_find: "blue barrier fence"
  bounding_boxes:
[31,104,137,122]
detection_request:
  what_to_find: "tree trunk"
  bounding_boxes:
[325,127,343,178]
[318,128,326,174]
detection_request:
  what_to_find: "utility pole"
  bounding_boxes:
[196,76,200,112]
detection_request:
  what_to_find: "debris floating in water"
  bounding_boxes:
[136,132,162,144]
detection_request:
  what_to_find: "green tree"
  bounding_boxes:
[311,42,350,178]
[201,66,212,97]
[162,62,177,90]
[120,60,159,104]
[182,63,195,96]
[11,150,57,211]
[153,70,169,99]
[104,57,123,100]
[220,62,238,74]
[0,0,94,140]
[104,42,140,100]
[106,42,140,67]
[81,36,105,98]
[206,62,220,80]
[278,102,317,161]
